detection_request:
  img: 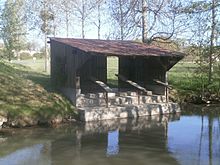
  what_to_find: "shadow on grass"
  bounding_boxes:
[26,73,54,92]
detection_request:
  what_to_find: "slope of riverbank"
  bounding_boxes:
[0,61,76,128]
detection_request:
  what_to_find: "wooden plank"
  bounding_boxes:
[89,76,112,107]
[90,77,113,93]
[153,79,172,103]
[116,74,152,95]
[153,79,172,90]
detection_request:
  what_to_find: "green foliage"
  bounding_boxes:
[0,0,26,61]
[107,57,118,87]
[33,52,44,59]
[38,0,55,35]
[181,1,211,14]
[12,59,46,72]
[168,62,220,103]
[0,49,4,59]
[185,45,220,83]
[20,52,32,60]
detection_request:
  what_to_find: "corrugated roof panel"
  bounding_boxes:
[50,37,185,57]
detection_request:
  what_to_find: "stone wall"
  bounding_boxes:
[0,115,7,128]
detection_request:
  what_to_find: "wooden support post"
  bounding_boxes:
[165,87,169,103]
[76,76,80,89]
[105,92,108,108]
[89,77,112,107]
[138,91,140,105]
[76,76,81,96]
[153,79,172,103]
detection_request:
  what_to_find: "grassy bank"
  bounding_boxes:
[0,60,76,127]
[168,62,220,103]
[11,59,46,73]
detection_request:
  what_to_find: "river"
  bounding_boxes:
[0,104,219,165]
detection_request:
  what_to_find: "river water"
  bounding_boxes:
[0,105,220,165]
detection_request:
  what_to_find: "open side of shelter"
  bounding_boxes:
[49,37,184,121]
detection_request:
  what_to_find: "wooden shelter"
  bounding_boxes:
[49,38,184,105]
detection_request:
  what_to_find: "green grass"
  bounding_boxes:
[0,60,76,127]
[107,57,118,87]
[11,59,47,73]
[168,62,220,102]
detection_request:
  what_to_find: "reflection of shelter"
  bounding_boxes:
[107,130,119,156]
[51,114,180,164]
[49,38,184,121]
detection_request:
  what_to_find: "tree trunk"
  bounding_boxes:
[8,50,12,62]
[119,0,124,40]
[53,19,56,37]
[65,10,69,37]
[44,33,48,72]
[97,3,101,39]
[208,116,213,165]
[82,0,85,39]
[209,0,216,84]
[142,0,147,43]
[43,0,48,72]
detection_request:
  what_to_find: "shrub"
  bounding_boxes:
[20,52,32,60]
[33,52,44,59]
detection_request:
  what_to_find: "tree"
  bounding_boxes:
[141,0,147,42]
[26,0,55,72]
[93,0,105,39]
[58,0,76,37]
[109,0,184,43]
[109,0,138,40]
[73,0,98,38]
[40,0,54,72]
[182,0,220,84]
[0,0,26,61]
[209,0,217,83]
[138,0,184,43]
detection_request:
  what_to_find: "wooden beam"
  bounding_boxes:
[153,79,172,90]
[153,79,172,103]
[90,77,113,93]
[90,77,113,107]
[116,74,152,95]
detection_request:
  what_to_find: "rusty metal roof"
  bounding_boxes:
[50,37,185,58]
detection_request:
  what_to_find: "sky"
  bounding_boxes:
[0,0,111,47]
[0,0,218,49]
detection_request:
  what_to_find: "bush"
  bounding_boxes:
[33,52,44,59]
[20,52,32,60]
[0,49,4,59]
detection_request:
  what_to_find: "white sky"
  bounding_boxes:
[0,0,218,48]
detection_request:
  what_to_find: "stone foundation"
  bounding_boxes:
[78,102,180,121]
[76,91,181,122]
[0,116,7,128]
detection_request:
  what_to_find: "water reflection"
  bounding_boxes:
[0,144,51,165]
[168,115,220,165]
[106,130,119,156]
[0,109,220,165]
